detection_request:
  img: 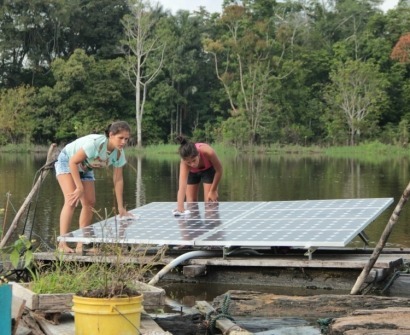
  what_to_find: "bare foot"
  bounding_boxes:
[58,244,74,253]
[75,243,83,254]
[76,243,99,255]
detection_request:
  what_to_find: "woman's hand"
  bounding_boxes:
[68,187,84,207]
[206,190,219,202]
[118,207,134,218]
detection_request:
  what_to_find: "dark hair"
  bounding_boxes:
[105,121,131,137]
[175,135,198,159]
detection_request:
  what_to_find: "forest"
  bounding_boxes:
[0,0,410,148]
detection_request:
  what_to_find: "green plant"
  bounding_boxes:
[28,206,167,298]
[29,243,166,298]
[0,234,34,283]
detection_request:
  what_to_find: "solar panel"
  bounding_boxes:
[58,198,393,252]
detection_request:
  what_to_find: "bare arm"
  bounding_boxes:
[201,146,223,201]
[177,161,190,212]
[113,167,131,217]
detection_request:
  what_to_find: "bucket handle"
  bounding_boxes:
[112,305,141,335]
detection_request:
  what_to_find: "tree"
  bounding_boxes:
[0,86,35,144]
[121,0,166,147]
[391,32,410,63]
[31,49,133,144]
[324,59,387,145]
[0,0,130,89]
[204,4,273,144]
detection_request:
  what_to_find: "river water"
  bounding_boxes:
[2,151,409,334]
[1,151,409,249]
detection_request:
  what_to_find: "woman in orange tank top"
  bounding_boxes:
[175,135,223,213]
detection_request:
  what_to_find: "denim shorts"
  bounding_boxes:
[55,150,95,181]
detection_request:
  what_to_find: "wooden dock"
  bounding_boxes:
[33,248,407,290]
[185,252,405,269]
[33,248,407,270]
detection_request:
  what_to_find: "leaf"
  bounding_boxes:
[10,249,20,268]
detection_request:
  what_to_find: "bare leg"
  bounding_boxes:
[203,183,216,202]
[186,184,200,202]
[57,174,77,253]
[75,181,96,254]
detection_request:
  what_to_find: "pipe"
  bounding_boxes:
[148,250,221,286]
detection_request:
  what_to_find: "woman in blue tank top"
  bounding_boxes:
[54,121,133,253]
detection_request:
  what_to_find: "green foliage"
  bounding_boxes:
[324,140,410,162]
[0,234,34,283]
[324,59,388,145]
[32,50,133,143]
[221,114,250,148]
[0,86,36,145]
[0,0,408,147]
[29,243,166,297]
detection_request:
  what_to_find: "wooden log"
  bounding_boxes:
[329,307,410,335]
[0,144,58,248]
[212,290,410,319]
[351,182,410,294]
[196,300,252,335]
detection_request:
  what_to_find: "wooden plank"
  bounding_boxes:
[137,282,166,307]
[196,301,252,335]
[12,282,72,313]
[12,281,165,314]
[12,296,26,335]
[11,282,40,310]
[37,294,73,312]
[32,251,408,270]
[212,290,410,318]
[187,255,404,269]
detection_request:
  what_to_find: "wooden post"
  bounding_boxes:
[350,181,410,295]
[0,144,58,249]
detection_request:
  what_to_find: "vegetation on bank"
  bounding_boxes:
[0,141,409,159]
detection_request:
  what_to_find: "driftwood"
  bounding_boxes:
[196,301,251,335]
[351,182,410,294]
[212,290,410,319]
[329,307,410,335]
[0,144,58,249]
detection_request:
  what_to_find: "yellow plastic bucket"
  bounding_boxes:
[72,294,143,335]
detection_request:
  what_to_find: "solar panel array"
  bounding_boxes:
[58,198,393,250]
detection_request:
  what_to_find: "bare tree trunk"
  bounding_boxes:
[122,0,165,148]
[350,182,410,294]
[0,144,58,248]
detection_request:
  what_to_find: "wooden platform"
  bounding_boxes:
[186,253,405,269]
[33,250,406,270]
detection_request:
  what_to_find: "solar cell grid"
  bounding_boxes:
[58,198,393,251]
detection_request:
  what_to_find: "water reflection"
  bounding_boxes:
[0,153,409,248]
[175,202,224,242]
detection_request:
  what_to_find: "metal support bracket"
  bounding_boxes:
[304,247,317,260]
[358,230,370,249]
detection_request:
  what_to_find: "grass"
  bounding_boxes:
[28,243,167,296]
[2,140,410,159]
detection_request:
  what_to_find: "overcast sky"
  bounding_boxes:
[157,0,400,14]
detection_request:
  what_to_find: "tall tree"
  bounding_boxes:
[324,59,387,145]
[0,86,35,144]
[31,49,133,144]
[121,0,166,147]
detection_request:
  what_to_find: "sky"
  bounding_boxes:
[157,0,400,14]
